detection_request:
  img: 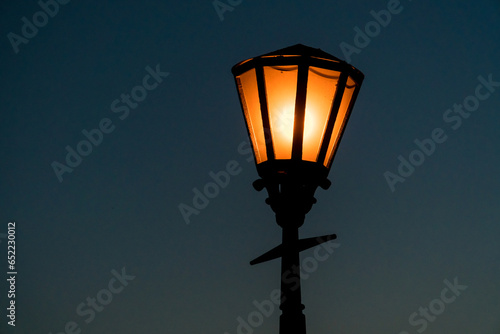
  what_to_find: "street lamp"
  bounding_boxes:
[231,44,364,334]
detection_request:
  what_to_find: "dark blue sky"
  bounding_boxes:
[1,1,499,333]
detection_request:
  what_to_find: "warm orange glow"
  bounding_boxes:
[236,69,267,163]
[236,63,358,168]
[303,67,340,163]
[271,102,322,161]
[273,103,294,140]
[303,106,318,144]
[324,76,357,167]
[265,65,298,160]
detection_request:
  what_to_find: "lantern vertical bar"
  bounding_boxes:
[292,63,309,161]
[325,79,363,167]
[317,72,348,164]
[255,64,275,160]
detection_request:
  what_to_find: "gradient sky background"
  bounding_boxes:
[1,1,500,333]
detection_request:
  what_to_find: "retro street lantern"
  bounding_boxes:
[231,44,364,334]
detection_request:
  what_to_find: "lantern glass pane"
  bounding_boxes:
[236,69,267,163]
[303,67,341,162]
[264,65,298,160]
[324,76,358,167]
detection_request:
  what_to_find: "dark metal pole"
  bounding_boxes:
[279,224,306,334]
[250,176,333,334]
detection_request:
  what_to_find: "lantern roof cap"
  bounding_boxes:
[232,44,364,82]
[259,43,343,62]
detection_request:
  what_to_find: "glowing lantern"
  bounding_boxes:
[231,44,365,334]
[232,44,364,185]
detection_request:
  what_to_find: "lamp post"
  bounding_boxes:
[231,44,364,334]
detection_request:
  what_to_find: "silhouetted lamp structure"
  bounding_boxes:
[231,44,364,334]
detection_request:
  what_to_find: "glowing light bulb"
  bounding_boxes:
[273,105,318,143]
[275,104,295,139]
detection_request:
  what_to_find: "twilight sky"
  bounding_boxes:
[1,1,500,333]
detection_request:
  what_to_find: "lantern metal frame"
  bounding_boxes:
[232,44,364,185]
[231,44,364,334]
